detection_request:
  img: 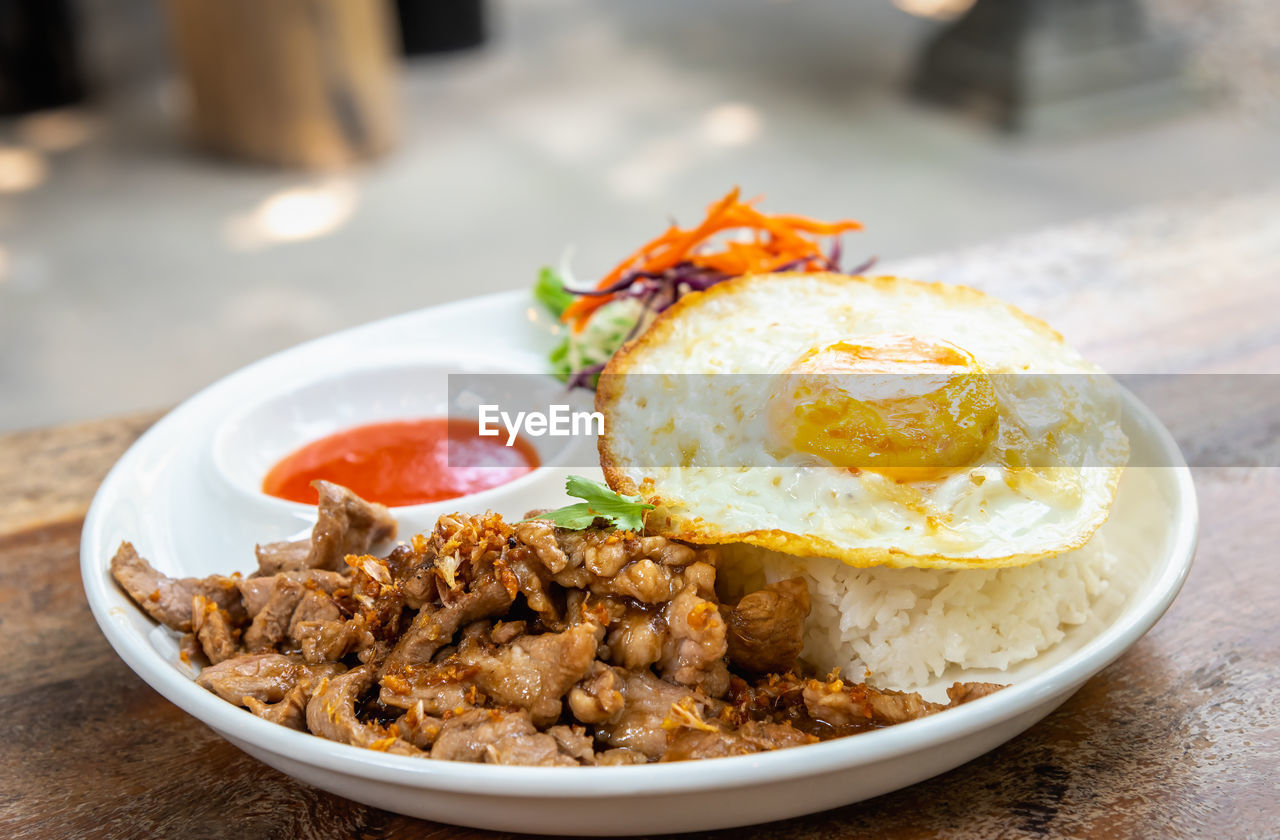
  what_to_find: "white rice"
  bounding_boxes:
[719,536,1117,690]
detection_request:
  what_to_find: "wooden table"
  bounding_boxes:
[3,191,1278,839]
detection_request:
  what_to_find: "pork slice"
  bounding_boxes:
[604,604,666,671]
[580,535,632,578]
[253,540,312,577]
[238,570,348,617]
[192,595,239,664]
[565,529,703,575]
[399,559,438,611]
[658,582,730,697]
[659,729,757,762]
[379,619,600,726]
[288,590,341,640]
[567,661,626,725]
[487,731,581,767]
[382,543,439,610]
[737,720,818,751]
[593,668,720,760]
[244,683,310,730]
[306,481,397,571]
[661,721,816,762]
[378,659,478,716]
[505,553,565,629]
[296,614,376,664]
[589,553,717,606]
[305,664,421,756]
[724,577,810,675]
[429,709,575,766]
[390,702,445,749]
[547,725,596,765]
[199,654,295,703]
[252,482,397,575]
[864,688,946,725]
[512,520,569,573]
[196,653,343,705]
[946,682,1004,705]
[596,748,647,766]
[636,536,699,567]
[243,577,305,652]
[679,559,719,599]
[380,576,514,674]
[802,679,947,727]
[465,622,602,727]
[490,619,526,645]
[589,558,680,604]
[110,542,244,631]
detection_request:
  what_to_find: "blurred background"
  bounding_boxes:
[1,0,1277,432]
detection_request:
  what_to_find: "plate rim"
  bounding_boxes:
[80,289,1199,799]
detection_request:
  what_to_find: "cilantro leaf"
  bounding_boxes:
[530,475,654,532]
[533,266,575,318]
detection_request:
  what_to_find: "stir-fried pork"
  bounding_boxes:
[946,681,1005,705]
[723,577,810,674]
[306,664,420,755]
[288,589,342,638]
[254,480,396,575]
[429,708,578,766]
[592,668,718,759]
[662,720,818,762]
[297,614,377,664]
[112,483,1005,766]
[463,621,602,726]
[191,594,239,664]
[243,576,304,652]
[195,653,342,705]
[237,570,346,617]
[110,542,243,631]
[657,581,730,697]
[801,676,1003,728]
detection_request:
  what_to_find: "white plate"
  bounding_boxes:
[81,291,1197,836]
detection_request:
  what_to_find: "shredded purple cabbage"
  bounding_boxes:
[564,361,608,391]
[563,250,876,390]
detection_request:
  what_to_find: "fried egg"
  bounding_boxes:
[596,273,1128,569]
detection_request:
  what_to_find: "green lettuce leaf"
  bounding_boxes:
[533,267,575,318]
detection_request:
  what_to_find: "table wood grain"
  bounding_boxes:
[2,191,1278,839]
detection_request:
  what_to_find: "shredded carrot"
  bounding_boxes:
[561,188,862,330]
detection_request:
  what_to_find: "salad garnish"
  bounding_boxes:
[533,188,870,388]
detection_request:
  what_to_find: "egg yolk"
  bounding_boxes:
[768,335,999,481]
